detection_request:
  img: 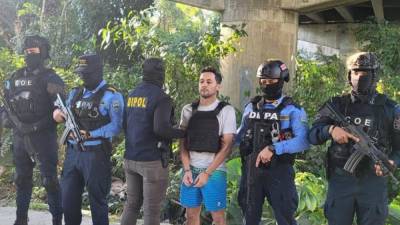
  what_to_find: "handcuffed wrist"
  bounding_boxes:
[329,125,336,135]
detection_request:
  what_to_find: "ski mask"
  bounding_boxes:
[350,71,374,95]
[23,35,50,71]
[25,53,43,70]
[142,58,165,87]
[75,54,103,90]
[261,81,284,100]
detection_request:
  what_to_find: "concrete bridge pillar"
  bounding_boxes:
[172,0,298,108]
[220,0,298,108]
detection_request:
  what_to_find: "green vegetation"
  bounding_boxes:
[0,1,400,224]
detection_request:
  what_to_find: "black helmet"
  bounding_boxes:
[256,60,289,82]
[23,35,51,60]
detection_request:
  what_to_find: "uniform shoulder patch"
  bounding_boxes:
[112,99,121,112]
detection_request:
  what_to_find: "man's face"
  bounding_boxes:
[259,78,279,86]
[199,72,220,99]
[24,47,40,55]
[350,70,368,78]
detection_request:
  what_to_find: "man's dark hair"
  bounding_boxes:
[200,66,222,84]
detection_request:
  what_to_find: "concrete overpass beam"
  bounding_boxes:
[371,0,385,23]
[283,0,368,13]
[170,0,224,11]
[305,12,326,23]
[220,0,298,108]
[334,6,354,22]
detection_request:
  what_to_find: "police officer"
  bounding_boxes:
[2,35,64,225]
[309,52,400,225]
[236,60,309,225]
[121,58,185,225]
[53,53,124,225]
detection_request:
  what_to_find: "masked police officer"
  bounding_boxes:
[236,60,309,225]
[2,35,64,225]
[309,52,400,225]
[121,58,185,225]
[53,53,124,225]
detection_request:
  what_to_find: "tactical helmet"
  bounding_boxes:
[347,52,379,71]
[347,52,380,84]
[23,35,51,60]
[256,60,289,82]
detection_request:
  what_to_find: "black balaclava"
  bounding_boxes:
[347,52,379,103]
[23,35,50,71]
[75,54,103,91]
[261,81,284,100]
[350,71,373,94]
[142,58,165,87]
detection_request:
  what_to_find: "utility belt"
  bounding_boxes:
[68,137,112,153]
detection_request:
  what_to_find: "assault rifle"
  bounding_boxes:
[324,102,398,184]
[0,92,37,162]
[55,94,86,151]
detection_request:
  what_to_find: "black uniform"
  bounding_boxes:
[4,66,64,225]
[309,93,400,225]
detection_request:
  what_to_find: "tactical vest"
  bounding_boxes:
[124,82,170,161]
[328,94,395,171]
[5,67,55,124]
[186,100,228,153]
[70,84,113,133]
[240,96,298,164]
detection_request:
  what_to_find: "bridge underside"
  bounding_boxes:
[171,0,400,107]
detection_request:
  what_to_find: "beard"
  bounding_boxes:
[200,89,215,99]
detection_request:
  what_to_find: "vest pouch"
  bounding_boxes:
[187,129,220,153]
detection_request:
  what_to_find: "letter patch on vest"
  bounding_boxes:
[15,79,33,87]
[127,97,147,108]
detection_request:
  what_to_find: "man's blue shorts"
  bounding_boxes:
[180,167,227,212]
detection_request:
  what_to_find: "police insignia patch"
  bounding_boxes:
[112,100,120,111]
[394,116,400,130]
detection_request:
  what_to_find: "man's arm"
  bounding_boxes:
[154,98,185,139]
[89,92,124,138]
[309,101,336,145]
[273,107,310,155]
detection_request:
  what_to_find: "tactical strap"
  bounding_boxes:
[191,100,229,116]
[250,96,299,113]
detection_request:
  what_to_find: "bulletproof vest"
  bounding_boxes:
[240,96,297,164]
[70,84,113,132]
[186,100,228,153]
[328,94,395,171]
[5,67,54,123]
[124,82,170,161]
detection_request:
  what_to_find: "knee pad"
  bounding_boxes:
[42,176,60,192]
